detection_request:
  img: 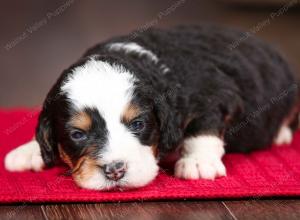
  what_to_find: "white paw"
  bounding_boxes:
[274,126,293,146]
[4,140,44,172]
[174,156,226,180]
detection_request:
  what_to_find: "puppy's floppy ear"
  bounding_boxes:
[153,91,183,156]
[35,67,71,167]
[36,107,58,167]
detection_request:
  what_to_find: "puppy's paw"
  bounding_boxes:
[274,125,293,146]
[174,156,226,180]
[4,140,44,172]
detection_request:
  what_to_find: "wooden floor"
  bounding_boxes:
[1,199,300,220]
[1,0,300,219]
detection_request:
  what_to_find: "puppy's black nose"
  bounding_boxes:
[102,161,126,181]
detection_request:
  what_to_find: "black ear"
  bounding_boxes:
[154,93,183,157]
[36,108,58,167]
[35,67,70,167]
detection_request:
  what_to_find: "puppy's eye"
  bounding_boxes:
[129,120,145,133]
[70,130,87,141]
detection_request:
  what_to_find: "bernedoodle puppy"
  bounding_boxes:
[5,25,299,190]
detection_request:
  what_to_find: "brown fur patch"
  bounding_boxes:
[59,143,99,176]
[151,145,159,158]
[58,144,73,168]
[72,156,87,173]
[73,156,98,183]
[121,103,141,123]
[70,111,92,131]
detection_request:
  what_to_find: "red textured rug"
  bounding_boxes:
[1,109,300,203]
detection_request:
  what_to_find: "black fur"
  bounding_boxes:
[36,24,299,166]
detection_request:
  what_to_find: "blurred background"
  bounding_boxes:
[0,0,299,107]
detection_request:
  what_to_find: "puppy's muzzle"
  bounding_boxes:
[102,161,127,181]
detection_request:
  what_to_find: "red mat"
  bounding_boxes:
[1,109,300,204]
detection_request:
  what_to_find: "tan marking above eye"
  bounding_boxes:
[70,111,92,131]
[121,103,141,123]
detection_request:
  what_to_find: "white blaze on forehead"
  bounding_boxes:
[61,58,136,119]
[107,42,170,74]
[107,42,159,64]
[61,58,140,159]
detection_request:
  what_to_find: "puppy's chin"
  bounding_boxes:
[72,151,159,190]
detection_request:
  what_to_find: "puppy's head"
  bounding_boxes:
[36,57,182,190]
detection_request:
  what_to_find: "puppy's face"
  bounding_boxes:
[58,104,159,190]
[36,58,168,190]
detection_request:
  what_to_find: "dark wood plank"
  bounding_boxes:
[2,199,300,219]
[223,199,300,220]
[41,201,234,220]
[0,204,45,220]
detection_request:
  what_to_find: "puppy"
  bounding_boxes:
[5,25,299,190]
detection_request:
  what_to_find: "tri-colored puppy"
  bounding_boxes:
[5,25,299,190]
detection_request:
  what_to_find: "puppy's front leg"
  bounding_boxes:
[175,135,226,180]
[4,140,44,172]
